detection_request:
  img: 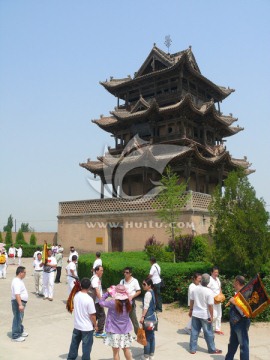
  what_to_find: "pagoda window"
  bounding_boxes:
[145,92,155,98]
[190,82,196,91]
[171,86,177,93]
[168,126,173,134]
[157,90,162,95]
[182,78,188,90]
[157,79,168,86]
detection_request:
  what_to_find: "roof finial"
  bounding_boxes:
[164,35,172,54]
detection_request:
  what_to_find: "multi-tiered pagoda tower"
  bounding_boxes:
[80,45,252,198]
[58,45,253,253]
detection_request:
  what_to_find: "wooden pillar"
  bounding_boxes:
[195,171,199,192]
[205,174,209,194]
[203,128,207,145]
[100,181,104,199]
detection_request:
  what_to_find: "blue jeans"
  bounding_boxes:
[67,328,94,360]
[11,300,25,339]
[225,318,250,360]
[154,283,162,312]
[144,330,155,356]
[190,316,216,353]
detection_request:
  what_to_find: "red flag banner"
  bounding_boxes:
[66,279,82,314]
[234,274,270,318]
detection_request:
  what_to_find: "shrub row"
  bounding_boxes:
[78,251,270,321]
[4,245,39,257]
[78,251,212,303]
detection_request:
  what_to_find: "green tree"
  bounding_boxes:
[209,169,270,275]
[0,231,3,243]
[15,229,27,245]
[29,233,37,245]
[5,229,12,244]
[20,223,34,232]
[3,214,13,231]
[153,166,190,262]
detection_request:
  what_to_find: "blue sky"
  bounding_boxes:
[1,0,270,232]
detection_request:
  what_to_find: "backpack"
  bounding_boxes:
[0,254,6,264]
[87,275,97,301]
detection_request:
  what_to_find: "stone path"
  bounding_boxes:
[1,257,269,359]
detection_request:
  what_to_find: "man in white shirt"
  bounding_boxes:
[16,245,23,265]
[120,266,141,334]
[8,244,16,265]
[189,273,222,355]
[92,251,102,273]
[11,266,29,342]
[33,252,43,296]
[208,266,224,334]
[68,246,79,263]
[91,265,106,338]
[66,255,78,295]
[148,256,162,312]
[184,272,202,334]
[42,249,57,301]
[67,277,97,360]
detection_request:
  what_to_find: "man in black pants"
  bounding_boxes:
[91,265,106,338]
[54,248,63,283]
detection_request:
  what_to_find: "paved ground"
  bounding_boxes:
[1,257,270,360]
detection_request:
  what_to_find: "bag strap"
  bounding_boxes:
[154,265,160,276]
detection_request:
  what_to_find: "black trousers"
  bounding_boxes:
[95,303,106,333]
[55,267,62,283]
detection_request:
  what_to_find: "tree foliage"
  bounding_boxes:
[3,214,13,231]
[152,167,190,262]
[5,229,13,244]
[209,170,270,275]
[20,223,32,232]
[29,233,37,246]
[16,229,27,245]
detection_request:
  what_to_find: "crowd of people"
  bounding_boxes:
[5,243,250,360]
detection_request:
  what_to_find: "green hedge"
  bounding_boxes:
[78,251,212,303]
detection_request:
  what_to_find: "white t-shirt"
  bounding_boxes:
[17,248,23,257]
[91,274,102,304]
[11,277,28,302]
[73,291,96,331]
[143,290,153,310]
[33,259,43,271]
[149,263,161,284]
[188,283,197,306]
[69,251,79,262]
[208,276,221,296]
[93,258,102,270]
[66,262,77,277]
[120,277,140,297]
[44,256,57,273]
[8,247,16,257]
[33,250,41,260]
[190,284,214,320]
